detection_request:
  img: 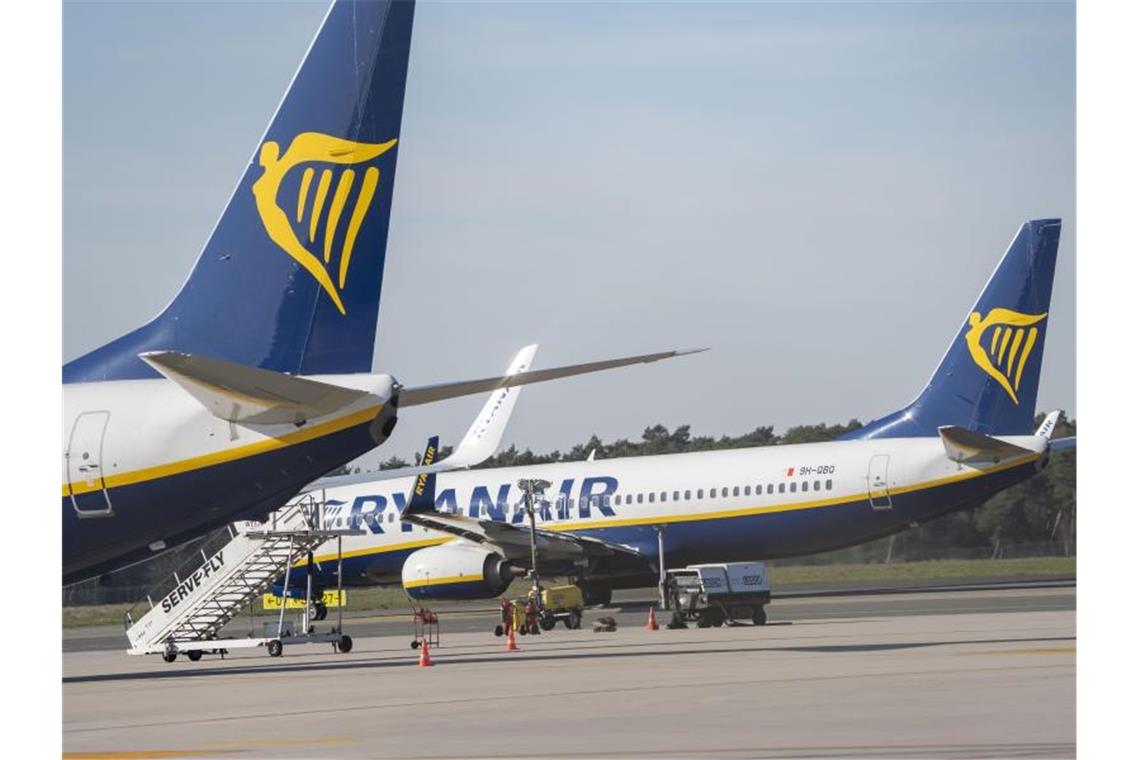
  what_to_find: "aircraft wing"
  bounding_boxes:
[396,348,705,407]
[305,346,538,490]
[399,436,645,566]
[401,509,643,564]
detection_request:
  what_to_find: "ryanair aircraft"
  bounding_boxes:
[285,219,1072,605]
[62,1,693,584]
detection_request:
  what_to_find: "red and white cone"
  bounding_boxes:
[418,639,433,667]
[646,606,659,631]
[506,625,519,651]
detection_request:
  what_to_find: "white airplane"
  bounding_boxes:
[284,219,1073,606]
[62,0,695,584]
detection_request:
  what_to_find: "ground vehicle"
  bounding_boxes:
[538,584,584,630]
[666,562,771,628]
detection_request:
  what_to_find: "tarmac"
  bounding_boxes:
[62,584,1075,758]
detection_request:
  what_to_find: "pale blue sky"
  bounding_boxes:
[64,0,1076,463]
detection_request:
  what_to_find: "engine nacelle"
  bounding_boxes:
[401,544,515,601]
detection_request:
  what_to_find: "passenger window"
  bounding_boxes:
[673,491,680,501]
[684,490,691,500]
[661,491,667,502]
[697,489,704,499]
[802,481,809,492]
[721,488,728,498]
[744,486,751,496]
[826,479,833,490]
[780,483,787,494]
[637,493,643,504]
[814,480,820,491]
[388,512,395,523]
[733,486,740,497]
[649,492,655,503]
[767,484,773,495]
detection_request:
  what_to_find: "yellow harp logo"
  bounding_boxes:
[251,132,397,315]
[963,307,1048,405]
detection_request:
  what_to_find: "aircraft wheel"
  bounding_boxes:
[540,614,556,631]
[267,639,283,657]
[529,623,540,635]
[336,635,353,653]
[696,612,712,629]
[411,640,420,649]
[186,650,202,662]
[494,625,504,637]
[565,609,582,629]
[753,607,768,626]
[312,601,328,621]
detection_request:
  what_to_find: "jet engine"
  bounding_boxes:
[401,544,517,601]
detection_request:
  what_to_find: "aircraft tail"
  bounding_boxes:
[843,218,1062,439]
[64,0,416,383]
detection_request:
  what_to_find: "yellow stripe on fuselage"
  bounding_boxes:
[307,536,449,566]
[62,404,383,497]
[311,451,1041,566]
[403,573,486,589]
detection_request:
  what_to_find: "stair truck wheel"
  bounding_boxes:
[267,639,283,657]
[529,623,540,635]
[565,609,582,629]
[336,635,353,653]
[540,613,556,631]
[753,607,768,625]
[161,651,177,663]
[411,640,420,649]
[494,624,504,637]
[186,650,202,662]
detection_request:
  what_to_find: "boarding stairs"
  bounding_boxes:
[124,494,358,659]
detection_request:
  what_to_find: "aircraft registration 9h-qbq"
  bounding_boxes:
[287,218,1073,605]
[61,0,696,585]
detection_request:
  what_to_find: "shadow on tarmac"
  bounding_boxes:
[64,634,1075,686]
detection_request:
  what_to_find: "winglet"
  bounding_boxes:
[404,436,440,516]
[1035,410,1061,439]
[446,344,537,468]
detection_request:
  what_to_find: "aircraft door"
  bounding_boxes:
[866,454,892,510]
[66,411,114,518]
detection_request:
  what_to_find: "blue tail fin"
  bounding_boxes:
[64,0,416,383]
[843,218,1062,439]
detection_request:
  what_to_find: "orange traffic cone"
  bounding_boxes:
[418,639,433,667]
[646,606,659,631]
[506,625,519,651]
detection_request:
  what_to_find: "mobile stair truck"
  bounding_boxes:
[665,562,771,628]
[123,493,361,662]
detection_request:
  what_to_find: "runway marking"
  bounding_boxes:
[64,751,237,759]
